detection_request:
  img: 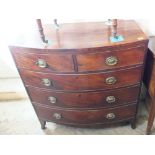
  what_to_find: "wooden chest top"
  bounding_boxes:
[9,20,148,50]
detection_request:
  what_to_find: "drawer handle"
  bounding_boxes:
[53,113,62,120]
[105,56,118,66]
[42,78,51,87]
[106,77,117,85]
[48,96,57,104]
[106,96,116,103]
[36,59,47,68]
[106,113,116,119]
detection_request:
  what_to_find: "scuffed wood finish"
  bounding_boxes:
[19,66,142,91]
[33,103,137,125]
[77,46,146,72]
[28,85,140,109]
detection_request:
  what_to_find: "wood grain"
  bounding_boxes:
[33,103,137,125]
[19,66,142,91]
[77,46,146,72]
[29,85,140,109]
[11,49,74,73]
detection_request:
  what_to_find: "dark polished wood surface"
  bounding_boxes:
[9,20,148,129]
[19,66,142,91]
[29,85,140,109]
[33,103,137,125]
[76,46,146,72]
[10,44,146,73]
[11,49,75,73]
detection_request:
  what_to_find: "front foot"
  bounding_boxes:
[146,126,151,135]
[40,120,46,130]
[131,119,136,129]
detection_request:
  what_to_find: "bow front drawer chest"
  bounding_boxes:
[9,20,148,129]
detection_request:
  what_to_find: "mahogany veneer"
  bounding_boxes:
[9,20,148,129]
[19,66,142,91]
[28,85,140,109]
[34,103,137,125]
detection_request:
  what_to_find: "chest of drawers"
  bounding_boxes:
[9,20,148,129]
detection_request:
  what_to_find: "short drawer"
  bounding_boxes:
[20,66,142,91]
[33,104,136,125]
[10,48,74,73]
[76,46,146,72]
[28,85,140,109]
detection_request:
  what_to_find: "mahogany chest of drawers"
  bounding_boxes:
[9,20,148,129]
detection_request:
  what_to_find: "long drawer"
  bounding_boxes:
[28,85,140,109]
[33,103,137,125]
[20,66,142,91]
[76,46,146,72]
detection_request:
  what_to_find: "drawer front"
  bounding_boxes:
[20,66,142,91]
[33,104,136,124]
[11,51,74,73]
[77,46,145,72]
[28,85,140,109]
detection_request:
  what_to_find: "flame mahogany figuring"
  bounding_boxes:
[9,20,148,129]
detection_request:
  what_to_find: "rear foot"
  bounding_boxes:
[40,120,46,129]
[131,120,136,129]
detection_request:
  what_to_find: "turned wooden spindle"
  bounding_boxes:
[54,19,59,29]
[111,19,118,38]
[36,19,48,43]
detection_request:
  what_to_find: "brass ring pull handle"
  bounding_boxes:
[48,96,57,104]
[106,77,117,85]
[36,59,47,68]
[106,113,116,119]
[53,113,62,120]
[42,78,51,87]
[105,56,118,66]
[106,96,116,103]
